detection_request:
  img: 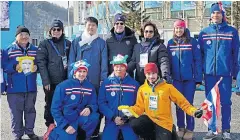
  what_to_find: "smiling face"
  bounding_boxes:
[174,26,185,37]
[74,69,88,81]
[211,11,223,24]
[114,21,125,33]
[50,27,63,38]
[21,59,33,74]
[86,21,97,35]
[113,64,127,78]
[144,25,154,39]
[16,32,30,46]
[145,72,158,84]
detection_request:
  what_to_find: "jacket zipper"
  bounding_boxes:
[118,79,123,116]
[215,25,219,76]
[178,44,182,80]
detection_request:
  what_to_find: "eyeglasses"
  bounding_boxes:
[144,30,154,34]
[115,22,124,25]
[52,28,61,32]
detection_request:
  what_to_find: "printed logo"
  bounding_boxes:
[172,51,175,56]
[126,40,130,45]
[206,40,211,45]
[71,95,76,100]
[111,91,115,96]
[197,45,200,49]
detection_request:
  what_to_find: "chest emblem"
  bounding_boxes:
[126,40,130,45]
[172,51,176,56]
[71,94,76,100]
[206,40,211,45]
[111,91,116,97]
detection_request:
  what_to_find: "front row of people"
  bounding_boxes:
[47,54,203,140]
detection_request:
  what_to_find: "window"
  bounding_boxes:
[185,9,195,18]
[171,11,183,18]
[204,8,211,17]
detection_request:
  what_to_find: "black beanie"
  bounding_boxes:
[51,19,64,30]
[15,25,30,37]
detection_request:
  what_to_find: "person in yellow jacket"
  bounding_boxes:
[125,63,203,140]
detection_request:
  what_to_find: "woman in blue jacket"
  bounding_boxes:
[167,19,202,139]
[49,60,99,140]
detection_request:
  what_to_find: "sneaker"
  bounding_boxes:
[43,123,56,140]
[203,130,217,139]
[183,130,193,140]
[27,134,39,140]
[177,128,185,139]
[222,131,231,140]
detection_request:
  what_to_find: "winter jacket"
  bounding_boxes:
[106,27,138,76]
[36,37,71,86]
[167,37,202,82]
[98,73,139,123]
[128,38,170,85]
[1,49,7,93]
[51,78,98,129]
[4,42,38,94]
[130,80,197,132]
[198,21,240,77]
[68,36,108,91]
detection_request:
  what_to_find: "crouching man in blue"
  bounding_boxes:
[98,54,140,140]
[49,60,99,140]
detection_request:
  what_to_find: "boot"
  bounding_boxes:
[177,128,185,139]
[183,129,193,140]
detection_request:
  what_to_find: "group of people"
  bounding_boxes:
[1,2,240,140]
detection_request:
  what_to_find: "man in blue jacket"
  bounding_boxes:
[5,26,39,140]
[98,54,140,140]
[49,60,99,140]
[198,3,240,139]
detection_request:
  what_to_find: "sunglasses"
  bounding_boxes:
[52,28,61,32]
[115,22,124,25]
[144,30,154,34]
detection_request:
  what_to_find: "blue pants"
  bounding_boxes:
[7,93,37,139]
[173,80,195,131]
[204,75,232,131]
[102,121,138,140]
[49,113,99,140]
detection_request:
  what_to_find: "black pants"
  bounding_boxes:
[129,115,178,140]
[43,84,57,127]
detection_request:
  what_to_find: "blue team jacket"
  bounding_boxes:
[167,37,202,82]
[5,42,38,94]
[98,73,139,123]
[198,21,240,77]
[51,78,98,129]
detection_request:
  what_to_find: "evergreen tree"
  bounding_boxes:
[119,1,149,33]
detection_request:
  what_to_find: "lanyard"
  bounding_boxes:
[48,39,66,56]
[15,43,29,56]
[140,40,156,53]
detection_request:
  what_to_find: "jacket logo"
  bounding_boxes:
[206,40,211,45]
[126,40,130,45]
[111,91,116,96]
[197,45,200,49]
[172,51,175,56]
[71,94,76,100]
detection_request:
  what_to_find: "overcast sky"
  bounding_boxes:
[47,1,73,9]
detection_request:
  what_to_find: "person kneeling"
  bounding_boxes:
[48,60,99,140]
[126,63,203,140]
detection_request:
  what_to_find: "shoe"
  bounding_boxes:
[177,128,185,139]
[203,130,217,139]
[27,134,39,140]
[222,131,231,140]
[43,123,56,140]
[183,130,193,140]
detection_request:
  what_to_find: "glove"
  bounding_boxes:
[121,115,129,123]
[194,109,203,118]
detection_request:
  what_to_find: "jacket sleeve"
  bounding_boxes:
[100,41,108,81]
[36,41,51,86]
[98,81,115,120]
[166,40,172,75]
[86,86,98,113]
[130,88,145,115]
[127,44,137,72]
[192,39,203,83]
[169,84,197,116]
[68,38,77,78]
[232,30,240,78]
[158,44,170,78]
[4,49,18,74]
[51,85,69,129]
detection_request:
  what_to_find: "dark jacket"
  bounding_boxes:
[128,37,170,85]
[36,37,71,86]
[106,26,138,76]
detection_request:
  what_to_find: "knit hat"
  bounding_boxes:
[210,2,226,21]
[51,19,63,30]
[174,19,186,28]
[144,63,158,74]
[110,54,128,68]
[114,13,126,23]
[72,60,91,75]
[15,25,30,37]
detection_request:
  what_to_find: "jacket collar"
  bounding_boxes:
[144,77,165,92]
[210,21,228,30]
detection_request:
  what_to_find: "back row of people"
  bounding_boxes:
[1,2,239,140]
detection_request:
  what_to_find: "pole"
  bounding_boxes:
[68,1,70,26]
[231,1,233,26]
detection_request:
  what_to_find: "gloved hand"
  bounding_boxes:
[121,115,129,123]
[194,109,203,118]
